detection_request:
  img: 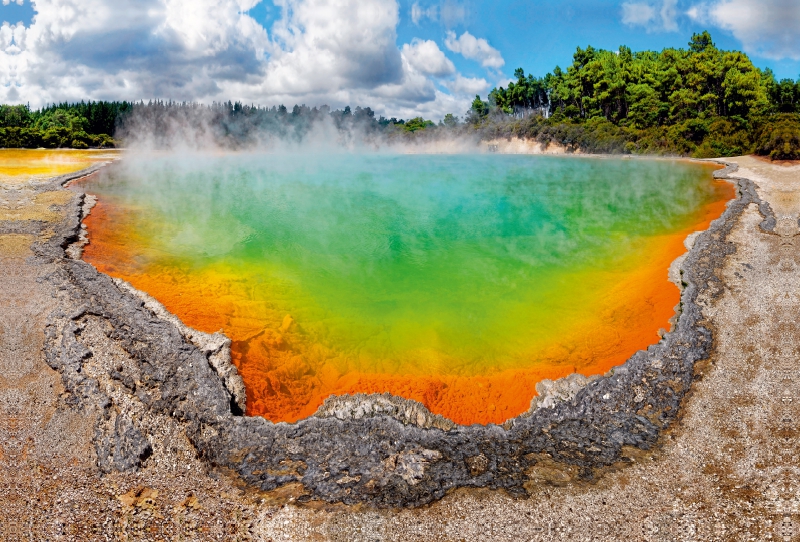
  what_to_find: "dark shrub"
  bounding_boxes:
[755,114,800,160]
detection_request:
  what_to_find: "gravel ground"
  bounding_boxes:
[0,155,796,540]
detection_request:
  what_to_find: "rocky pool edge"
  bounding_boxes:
[42,159,763,507]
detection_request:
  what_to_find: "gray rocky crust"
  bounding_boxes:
[313,393,456,431]
[110,278,247,415]
[527,373,603,412]
[42,161,758,507]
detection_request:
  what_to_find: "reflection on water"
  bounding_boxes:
[0,149,119,184]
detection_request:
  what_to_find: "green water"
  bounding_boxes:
[87,153,724,372]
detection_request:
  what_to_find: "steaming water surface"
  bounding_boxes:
[79,153,731,424]
[0,149,118,184]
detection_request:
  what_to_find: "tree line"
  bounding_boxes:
[469,32,800,159]
[117,100,441,147]
[0,101,130,149]
[1,32,797,158]
[0,99,442,150]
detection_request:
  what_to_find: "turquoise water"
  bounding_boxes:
[82,153,728,423]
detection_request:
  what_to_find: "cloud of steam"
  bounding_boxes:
[116,102,483,155]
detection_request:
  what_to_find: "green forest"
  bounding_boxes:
[0,32,798,159]
[0,101,128,149]
[471,31,800,159]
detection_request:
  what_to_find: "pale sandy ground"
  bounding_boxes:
[391,136,572,154]
[482,137,575,154]
[255,156,800,541]
[1,155,798,540]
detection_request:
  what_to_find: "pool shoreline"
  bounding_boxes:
[80,158,731,428]
[71,153,730,425]
[38,153,756,507]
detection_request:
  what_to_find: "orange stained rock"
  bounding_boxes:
[80,179,734,426]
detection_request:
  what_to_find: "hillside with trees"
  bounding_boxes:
[0,32,797,158]
[0,101,129,149]
[470,32,800,159]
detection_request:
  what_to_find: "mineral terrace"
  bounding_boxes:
[0,156,797,540]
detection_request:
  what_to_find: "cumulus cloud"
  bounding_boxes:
[0,0,490,119]
[1,22,18,50]
[444,30,504,69]
[621,0,678,31]
[263,0,404,94]
[402,38,455,76]
[443,74,489,96]
[4,0,272,103]
[688,0,800,60]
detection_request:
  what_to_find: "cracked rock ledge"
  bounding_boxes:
[42,161,757,508]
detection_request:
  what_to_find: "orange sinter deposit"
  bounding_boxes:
[76,155,733,425]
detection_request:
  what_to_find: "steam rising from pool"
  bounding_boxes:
[79,152,731,424]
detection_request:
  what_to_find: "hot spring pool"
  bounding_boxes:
[76,153,731,425]
[0,149,118,184]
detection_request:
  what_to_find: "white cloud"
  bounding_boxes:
[382,88,472,120]
[621,0,678,32]
[401,38,455,76]
[2,0,272,105]
[0,22,15,50]
[660,0,678,31]
[689,0,800,60]
[410,1,467,27]
[444,30,504,69]
[411,2,437,25]
[439,0,468,27]
[2,0,25,5]
[621,2,656,25]
[163,0,266,54]
[0,0,495,120]
[263,0,404,95]
[443,74,489,96]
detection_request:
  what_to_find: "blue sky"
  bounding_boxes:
[2,0,799,118]
[394,0,800,81]
[1,1,34,25]
[243,0,800,81]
